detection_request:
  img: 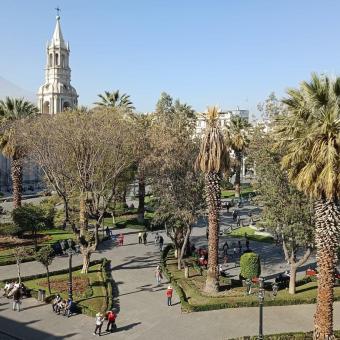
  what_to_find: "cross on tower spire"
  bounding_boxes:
[55,6,61,19]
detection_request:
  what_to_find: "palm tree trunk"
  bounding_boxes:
[204,172,221,294]
[313,199,340,339]
[11,157,23,208]
[234,152,242,198]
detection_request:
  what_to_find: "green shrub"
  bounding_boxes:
[0,222,22,236]
[38,199,56,228]
[240,252,261,279]
[12,203,55,238]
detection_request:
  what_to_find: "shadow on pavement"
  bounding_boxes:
[22,303,47,311]
[117,322,141,332]
[0,315,78,340]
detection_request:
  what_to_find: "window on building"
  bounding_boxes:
[55,53,59,66]
[49,54,53,66]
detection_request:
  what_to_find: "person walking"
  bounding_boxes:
[118,233,124,246]
[238,240,242,254]
[12,288,22,312]
[226,201,230,213]
[138,232,142,244]
[155,265,163,286]
[166,285,173,306]
[143,231,148,245]
[232,209,238,221]
[222,241,229,264]
[106,310,117,333]
[245,237,250,250]
[159,235,164,251]
[93,312,105,336]
[236,215,241,227]
[154,232,159,246]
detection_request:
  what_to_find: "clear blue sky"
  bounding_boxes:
[1,0,340,115]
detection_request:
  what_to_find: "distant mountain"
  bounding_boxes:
[0,76,35,103]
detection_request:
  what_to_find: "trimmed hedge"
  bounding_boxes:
[240,252,261,279]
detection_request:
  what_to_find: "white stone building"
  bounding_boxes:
[37,15,78,114]
[196,108,249,134]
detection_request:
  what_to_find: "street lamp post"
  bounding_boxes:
[258,277,265,340]
[67,239,76,301]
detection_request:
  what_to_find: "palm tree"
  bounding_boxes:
[195,106,230,293]
[94,90,135,111]
[275,74,340,339]
[228,116,250,198]
[0,97,38,208]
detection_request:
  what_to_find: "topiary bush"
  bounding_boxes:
[240,252,261,279]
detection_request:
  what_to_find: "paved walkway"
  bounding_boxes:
[1,228,340,339]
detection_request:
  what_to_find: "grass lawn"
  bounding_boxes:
[221,186,255,199]
[227,226,273,243]
[165,255,340,311]
[0,228,75,266]
[24,263,107,314]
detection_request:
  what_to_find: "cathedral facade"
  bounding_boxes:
[0,15,78,194]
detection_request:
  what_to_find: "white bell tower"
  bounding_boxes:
[37,14,78,114]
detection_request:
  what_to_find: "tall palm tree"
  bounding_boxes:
[228,116,250,198]
[275,74,340,339]
[0,97,38,208]
[196,106,230,293]
[94,90,135,111]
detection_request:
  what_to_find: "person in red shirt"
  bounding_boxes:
[106,309,117,333]
[166,285,173,306]
[119,233,124,246]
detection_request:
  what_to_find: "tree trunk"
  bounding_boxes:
[46,266,51,294]
[62,196,70,225]
[79,192,87,237]
[313,199,340,339]
[81,250,91,274]
[16,259,21,284]
[34,229,38,250]
[94,222,100,247]
[137,167,145,224]
[11,157,23,209]
[234,152,242,198]
[178,225,191,270]
[122,187,127,209]
[204,172,221,294]
[289,265,297,295]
